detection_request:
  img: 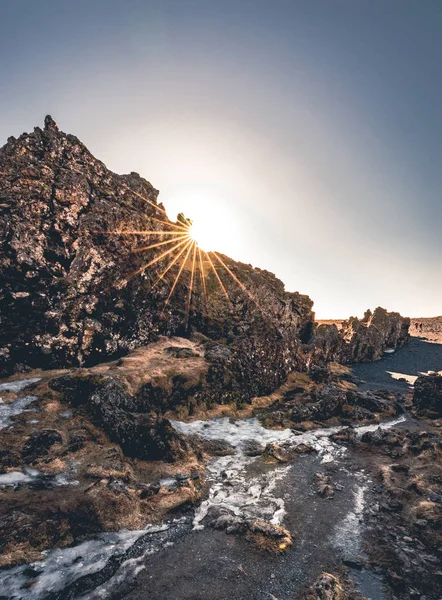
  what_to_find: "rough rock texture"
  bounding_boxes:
[0,116,314,401]
[413,373,442,417]
[314,307,410,364]
[258,367,401,431]
[0,374,206,567]
[359,427,442,600]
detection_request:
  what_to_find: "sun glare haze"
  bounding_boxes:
[1,0,441,318]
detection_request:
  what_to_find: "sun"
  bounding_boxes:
[187,220,213,251]
[98,184,263,328]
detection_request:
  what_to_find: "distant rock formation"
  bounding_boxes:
[313,307,410,363]
[0,116,314,398]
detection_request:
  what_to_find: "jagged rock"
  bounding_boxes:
[414,373,442,417]
[288,384,399,426]
[51,372,190,461]
[262,442,287,462]
[0,116,315,403]
[198,438,236,456]
[314,306,410,363]
[242,439,264,456]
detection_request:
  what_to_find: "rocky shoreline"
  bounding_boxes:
[0,118,440,600]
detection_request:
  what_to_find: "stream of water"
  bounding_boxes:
[0,392,406,599]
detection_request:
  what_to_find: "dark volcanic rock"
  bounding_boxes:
[314,306,410,363]
[22,429,63,463]
[0,116,314,401]
[413,373,442,417]
[51,372,191,461]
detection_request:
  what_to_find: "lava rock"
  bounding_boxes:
[414,374,442,417]
[22,429,63,463]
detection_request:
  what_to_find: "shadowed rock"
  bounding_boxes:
[413,372,442,417]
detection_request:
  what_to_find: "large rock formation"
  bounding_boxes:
[0,116,314,398]
[314,307,410,364]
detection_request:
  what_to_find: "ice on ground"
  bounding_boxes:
[0,377,41,393]
[0,525,169,600]
[0,471,36,486]
[333,474,368,554]
[75,522,184,600]
[0,395,37,429]
[59,410,73,418]
[173,416,408,531]
[0,467,79,488]
[159,477,178,487]
[355,415,406,436]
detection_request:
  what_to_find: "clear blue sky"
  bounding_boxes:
[1,0,441,317]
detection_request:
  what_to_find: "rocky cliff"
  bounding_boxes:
[0,116,314,399]
[314,307,410,364]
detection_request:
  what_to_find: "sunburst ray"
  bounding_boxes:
[203,250,231,304]
[131,234,188,254]
[165,240,195,305]
[131,236,190,278]
[185,242,198,325]
[198,246,208,310]
[154,238,194,286]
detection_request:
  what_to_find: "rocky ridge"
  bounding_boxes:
[314,307,410,363]
[0,118,419,595]
[0,116,314,399]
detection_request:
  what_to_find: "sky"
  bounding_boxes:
[1,0,441,318]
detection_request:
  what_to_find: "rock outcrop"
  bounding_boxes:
[413,373,442,417]
[314,307,410,364]
[0,116,314,399]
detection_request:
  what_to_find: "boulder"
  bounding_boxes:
[413,373,442,417]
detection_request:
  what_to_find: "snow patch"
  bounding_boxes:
[0,395,38,429]
[174,416,408,531]
[0,377,41,393]
[0,525,170,600]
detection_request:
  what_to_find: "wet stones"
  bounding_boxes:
[262,442,288,463]
[210,512,292,553]
[316,473,335,499]
[330,427,357,446]
[242,439,264,456]
[198,438,236,456]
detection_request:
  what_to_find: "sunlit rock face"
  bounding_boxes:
[314,307,410,364]
[0,116,314,395]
